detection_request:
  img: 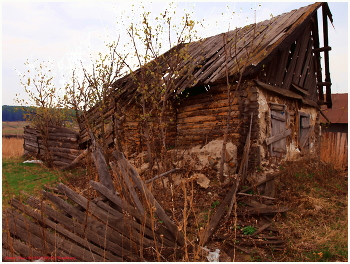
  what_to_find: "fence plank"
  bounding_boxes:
[26,196,139,261]
[10,198,123,262]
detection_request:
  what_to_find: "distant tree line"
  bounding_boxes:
[2,105,76,122]
[2,105,27,121]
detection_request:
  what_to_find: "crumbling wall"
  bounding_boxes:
[242,84,320,168]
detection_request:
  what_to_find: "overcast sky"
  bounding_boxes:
[2,1,348,106]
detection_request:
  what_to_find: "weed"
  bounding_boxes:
[211,201,220,209]
[242,226,256,235]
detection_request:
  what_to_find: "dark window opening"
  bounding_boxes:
[178,85,211,99]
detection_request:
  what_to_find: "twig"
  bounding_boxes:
[237,193,276,200]
[144,168,181,184]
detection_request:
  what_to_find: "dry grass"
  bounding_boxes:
[2,137,24,158]
[274,158,348,261]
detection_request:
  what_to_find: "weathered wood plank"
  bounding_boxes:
[23,134,38,142]
[274,48,292,87]
[62,148,89,171]
[292,24,312,85]
[47,126,79,135]
[2,248,29,262]
[11,198,124,262]
[2,232,43,261]
[113,150,186,247]
[110,161,146,215]
[255,80,302,100]
[26,194,140,261]
[88,129,115,192]
[56,184,157,248]
[90,181,176,247]
[6,209,99,262]
[23,144,38,154]
[200,179,240,246]
[271,112,287,122]
[43,190,141,255]
[237,206,289,216]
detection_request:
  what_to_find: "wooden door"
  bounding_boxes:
[266,110,291,157]
[299,112,311,150]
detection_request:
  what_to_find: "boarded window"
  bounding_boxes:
[266,104,291,157]
[299,112,311,150]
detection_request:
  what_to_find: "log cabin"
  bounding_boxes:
[80,2,333,170]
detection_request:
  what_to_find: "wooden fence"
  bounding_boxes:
[23,126,82,168]
[320,132,348,170]
[2,150,184,262]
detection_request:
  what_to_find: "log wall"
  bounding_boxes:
[176,84,244,148]
[23,126,82,167]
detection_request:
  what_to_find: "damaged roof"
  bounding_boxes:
[111,2,330,102]
[321,94,348,124]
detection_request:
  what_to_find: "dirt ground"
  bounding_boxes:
[61,154,347,262]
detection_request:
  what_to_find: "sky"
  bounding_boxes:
[2,1,348,106]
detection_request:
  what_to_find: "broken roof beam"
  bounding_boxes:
[322,3,333,108]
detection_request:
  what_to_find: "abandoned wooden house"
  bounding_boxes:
[80,2,333,170]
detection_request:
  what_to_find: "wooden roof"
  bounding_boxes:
[111,2,328,103]
[321,94,348,124]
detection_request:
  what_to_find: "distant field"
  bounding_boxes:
[2,121,29,135]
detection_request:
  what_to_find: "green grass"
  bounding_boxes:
[2,157,61,204]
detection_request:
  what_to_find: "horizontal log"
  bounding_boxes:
[23,134,38,141]
[51,151,79,161]
[23,144,38,154]
[23,126,38,135]
[24,139,38,148]
[47,126,79,135]
[177,105,240,119]
[178,91,228,107]
[53,160,72,167]
[46,135,78,142]
[179,97,239,113]
[177,120,242,131]
[46,146,81,155]
[38,139,79,149]
[178,113,240,124]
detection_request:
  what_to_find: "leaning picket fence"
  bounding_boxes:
[3,150,184,262]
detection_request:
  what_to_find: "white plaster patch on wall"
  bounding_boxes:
[286,142,301,160]
[257,89,269,146]
[257,88,269,118]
